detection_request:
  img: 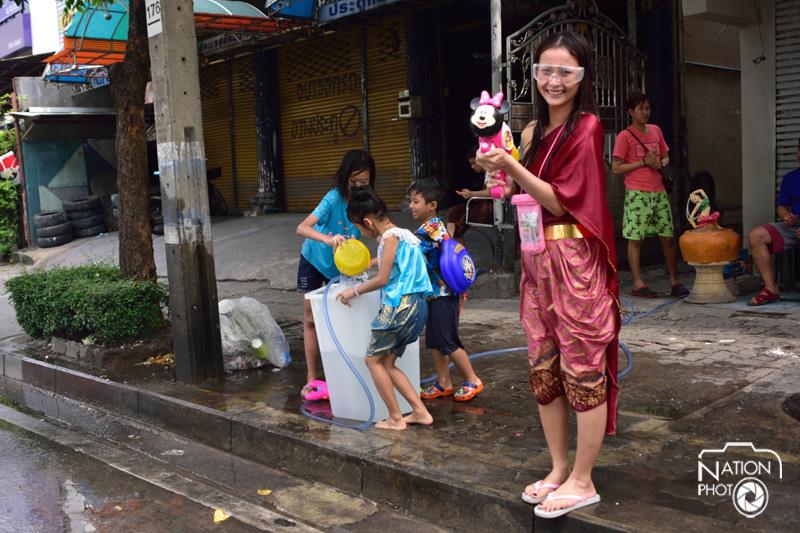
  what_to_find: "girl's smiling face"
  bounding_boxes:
[536,47,581,110]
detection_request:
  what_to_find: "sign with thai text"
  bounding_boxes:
[317,0,401,23]
[198,33,254,57]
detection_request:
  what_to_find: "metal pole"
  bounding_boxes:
[490,0,503,94]
[490,0,515,271]
[146,0,224,382]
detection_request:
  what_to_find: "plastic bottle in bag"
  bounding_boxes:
[512,193,545,253]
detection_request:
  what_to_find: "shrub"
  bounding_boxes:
[0,178,18,258]
[5,264,169,344]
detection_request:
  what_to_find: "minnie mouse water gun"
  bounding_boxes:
[469,91,519,199]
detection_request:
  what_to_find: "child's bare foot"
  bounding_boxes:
[402,410,433,426]
[375,418,407,431]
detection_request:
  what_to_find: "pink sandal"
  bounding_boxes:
[521,480,561,504]
[300,380,329,401]
[534,492,601,518]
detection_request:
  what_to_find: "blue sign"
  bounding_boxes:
[317,0,401,23]
[265,0,315,19]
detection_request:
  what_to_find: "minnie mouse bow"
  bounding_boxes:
[479,91,504,108]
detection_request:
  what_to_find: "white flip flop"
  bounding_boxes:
[534,492,601,519]
[521,481,561,505]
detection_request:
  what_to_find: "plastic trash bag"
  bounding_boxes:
[218,297,291,371]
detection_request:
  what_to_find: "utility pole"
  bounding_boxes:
[146,0,224,381]
[490,0,503,94]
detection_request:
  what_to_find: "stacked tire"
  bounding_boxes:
[110,187,164,235]
[63,195,107,239]
[150,185,164,235]
[34,210,74,248]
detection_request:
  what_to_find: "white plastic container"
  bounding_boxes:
[512,193,546,253]
[305,282,419,422]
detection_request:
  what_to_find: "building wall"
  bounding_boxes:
[740,0,775,238]
[682,18,742,218]
[22,138,115,239]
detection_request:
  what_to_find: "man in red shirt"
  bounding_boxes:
[612,91,689,298]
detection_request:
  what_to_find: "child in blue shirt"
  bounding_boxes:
[408,179,484,402]
[337,188,434,430]
[296,150,375,397]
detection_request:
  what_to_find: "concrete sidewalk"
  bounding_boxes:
[14,211,499,290]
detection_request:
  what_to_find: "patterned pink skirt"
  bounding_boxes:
[520,237,617,411]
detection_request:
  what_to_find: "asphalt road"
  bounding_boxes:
[0,420,257,533]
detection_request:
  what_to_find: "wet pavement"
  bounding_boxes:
[90,274,799,531]
[0,418,257,532]
[4,211,800,530]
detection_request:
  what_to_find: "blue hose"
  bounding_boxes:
[300,277,376,430]
[416,294,686,386]
[418,342,634,385]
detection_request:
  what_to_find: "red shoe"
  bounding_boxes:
[747,288,779,306]
[453,381,484,402]
[420,382,453,400]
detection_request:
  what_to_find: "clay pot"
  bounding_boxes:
[679,227,741,264]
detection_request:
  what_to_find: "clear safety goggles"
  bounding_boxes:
[532,63,585,85]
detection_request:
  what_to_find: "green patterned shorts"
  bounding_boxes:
[622,190,674,240]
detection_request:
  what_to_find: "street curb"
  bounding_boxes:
[0,350,634,532]
[10,251,34,266]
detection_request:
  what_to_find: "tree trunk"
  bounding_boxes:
[110,0,155,281]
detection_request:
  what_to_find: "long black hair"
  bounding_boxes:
[332,149,376,200]
[521,31,597,171]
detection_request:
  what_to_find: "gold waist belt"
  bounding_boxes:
[544,223,585,240]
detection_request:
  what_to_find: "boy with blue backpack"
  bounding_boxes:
[407,180,484,402]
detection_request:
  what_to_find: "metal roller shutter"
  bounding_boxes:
[200,62,233,208]
[365,17,411,210]
[776,0,800,191]
[278,29,364,212]
[278,19,411,212]
[232,56,259,212]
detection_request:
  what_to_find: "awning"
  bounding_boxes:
[45,0,307,68]
[0,53,50,94]
[11,106,117,141]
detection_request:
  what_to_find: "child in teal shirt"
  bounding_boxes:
[296,150,375,397]
[337,188,433,430]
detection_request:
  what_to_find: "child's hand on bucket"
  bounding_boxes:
[337,288,358,307]
[327,234,347,248]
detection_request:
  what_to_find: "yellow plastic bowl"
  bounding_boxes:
[334,239,370,277]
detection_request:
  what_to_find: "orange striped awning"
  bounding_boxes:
[46,14,308,68]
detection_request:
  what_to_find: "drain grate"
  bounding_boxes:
[781,393,800,421]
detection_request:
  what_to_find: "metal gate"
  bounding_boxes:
[505,0,645,143]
